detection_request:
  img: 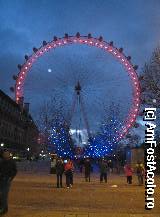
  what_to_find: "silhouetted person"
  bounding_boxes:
[108,160,113,173]
[55,158,64,188]
[0,150,17,215]
[99,159,108,183]
[84,158,91,182]
[136,162,145,185]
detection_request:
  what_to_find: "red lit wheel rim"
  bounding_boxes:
[15,35,141,141]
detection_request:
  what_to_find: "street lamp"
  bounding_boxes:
[0,143,4,147]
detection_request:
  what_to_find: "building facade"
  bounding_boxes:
[0,90,39,154]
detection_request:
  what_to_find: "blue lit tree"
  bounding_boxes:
[84,119,121,158]
[48,117,74,158]
[84,103,122,158]
[84,135,110,158]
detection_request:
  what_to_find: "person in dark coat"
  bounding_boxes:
[99,159,108,183]
[136,162,145,185]
[0,150,17,215]
[55,158,64,188]
[84,158,91,182]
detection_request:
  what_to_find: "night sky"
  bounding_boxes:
[0,0,160,133]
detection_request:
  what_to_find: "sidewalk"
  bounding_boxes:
[6,209,160,217]
[5,169,160,217]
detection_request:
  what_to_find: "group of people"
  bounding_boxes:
[0,150,145,216]
[124,162,145,185]
[54,157,109,188]
[54,157,145,188]
[55,158,74,188]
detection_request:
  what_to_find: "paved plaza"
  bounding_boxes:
[4,162,160,217]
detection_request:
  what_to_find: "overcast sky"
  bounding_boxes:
[0,0,160,132]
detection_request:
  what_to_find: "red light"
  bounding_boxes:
[14,34,141,143]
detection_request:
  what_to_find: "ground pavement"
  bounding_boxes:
[4,161,160,217]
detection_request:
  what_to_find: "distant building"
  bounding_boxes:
[0,90,39,154]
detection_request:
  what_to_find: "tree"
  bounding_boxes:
[140,47,160,169]
[48,117,74,158]
[35,94,69,152]
[84,103,123,158]
[140,47,160,107]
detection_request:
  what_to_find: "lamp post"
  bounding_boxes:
[0,143,4,147]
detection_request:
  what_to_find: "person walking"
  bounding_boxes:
[64,158,74,188]
[108,160,113,173]
[84,158,91,182]
[136,162,145,185]
[50,155,56,174]
[0,150,17,215]
[124,164,133,184]
[55,158,64,188]
[99,159,108,183]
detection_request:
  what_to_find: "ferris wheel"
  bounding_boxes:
[11,33,141,142]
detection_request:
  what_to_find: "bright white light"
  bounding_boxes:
[27,147,30,151]
[153,99,156,103]
[48,68,52,73]
[1,143,4,147]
